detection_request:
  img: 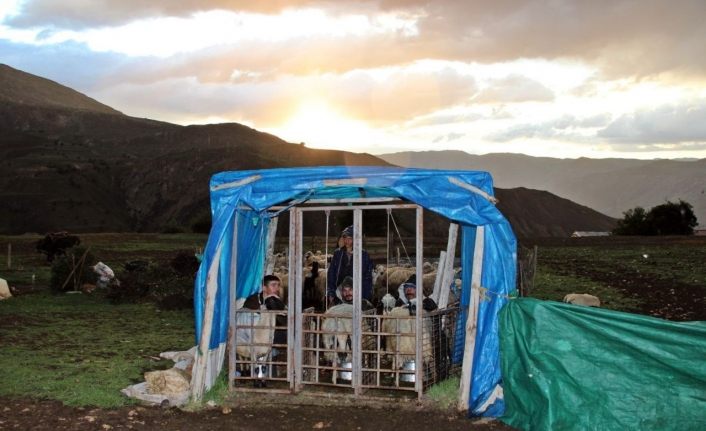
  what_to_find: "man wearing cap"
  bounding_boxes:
[331,276,374,311]
[395,277,438,313]
[326,225,373,307]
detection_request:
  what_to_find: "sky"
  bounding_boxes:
[1,0,706,159]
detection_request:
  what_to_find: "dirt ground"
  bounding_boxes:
[0,397,513,431]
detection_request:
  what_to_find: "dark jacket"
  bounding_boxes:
[326,247,373,301]
[243,292,287,345]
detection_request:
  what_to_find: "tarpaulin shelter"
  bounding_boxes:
[500,298,706,430]
[191,166,517,415]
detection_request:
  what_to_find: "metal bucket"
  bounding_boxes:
[399,360,416,383]
[337,360,353,381]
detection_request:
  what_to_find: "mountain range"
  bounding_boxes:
[380,151,705,226]
[0,63,616,238]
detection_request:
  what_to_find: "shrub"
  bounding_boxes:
[49,247,97,293]
[108,250,198,309]
[613,200,698,236]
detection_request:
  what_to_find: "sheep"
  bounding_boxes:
[235,310,277,385]
[0,278,12,300]
[381,300,433,374]
[321,303,353,364]
[320,303,354,384]
[563,293,601,307]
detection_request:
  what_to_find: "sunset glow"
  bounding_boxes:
[2,0,706,159]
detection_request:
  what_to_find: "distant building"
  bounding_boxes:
[694,228,706,237]
[571,231,611,238]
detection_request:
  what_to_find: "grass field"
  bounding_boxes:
[1,233,705,408]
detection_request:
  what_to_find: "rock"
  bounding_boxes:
[144,368,190,396]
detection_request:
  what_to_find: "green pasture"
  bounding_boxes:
[0,290,194,407]
[1,234,705,408]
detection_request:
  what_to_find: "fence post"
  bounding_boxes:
[6,243,10,269]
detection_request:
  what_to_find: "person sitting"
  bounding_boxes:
[243,275,287,365]
[331,276,374,311]
[395,276,438,313]
[326,225,373,307]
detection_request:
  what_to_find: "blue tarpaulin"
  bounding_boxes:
[194,166,517,414]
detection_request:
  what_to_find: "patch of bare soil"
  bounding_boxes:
[0,397,514,431]
[558,261,705,321]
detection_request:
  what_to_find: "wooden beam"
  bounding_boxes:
[438,223,459,310]
[290,208,300,392]
[415,206,423,400]
[431,251,446,304]
[458,225,484,412]
[264,216,279,275]
[192,242,223,400]
[352,209,363,396]
[228,213,239,391]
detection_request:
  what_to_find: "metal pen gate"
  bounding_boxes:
[232,200,462,398]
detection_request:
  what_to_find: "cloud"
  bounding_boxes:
[598,102,706,144]
[432,132,464,143]
[0,39,132,92]
[474,74,554,103]
[488,114,612,142]
[6,0,706,80]
[88,66,477,126]
[4,0,327,29]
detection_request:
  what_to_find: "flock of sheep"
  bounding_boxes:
[270,250,454,309]
[236,249,457,385]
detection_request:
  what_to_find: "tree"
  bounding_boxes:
[613,206,651,235]
[613,200,698,236]
[647,200,698,235]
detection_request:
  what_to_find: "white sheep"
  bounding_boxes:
[0,278,12,300]
[381,301,433,373]
[235,310,277,382]
[563,293,601,307]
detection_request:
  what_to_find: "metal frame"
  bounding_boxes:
[229,199,462,400]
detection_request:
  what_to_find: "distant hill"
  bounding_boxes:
[380,151,706,225]
[0,64,614,238]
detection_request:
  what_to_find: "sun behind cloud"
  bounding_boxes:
[274,100,376,151]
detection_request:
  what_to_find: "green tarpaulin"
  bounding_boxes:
[499,298,706,430]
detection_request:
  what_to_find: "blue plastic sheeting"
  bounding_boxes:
[194,166,517,413]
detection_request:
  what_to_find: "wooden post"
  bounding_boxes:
[458,225,484,412]
[228,213,239,391]
[438,223,459,309]
[396,247,401,266]
[6,243,10,269]
[292,209,302,392]
[352,209,363,396]
[415,206,424,400]
[431,251,446,304]
[265,216,279,275]
[60,248,90,292]
[192,243,223,400]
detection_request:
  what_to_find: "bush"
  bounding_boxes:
[613,200,698,236]
[108,250,198,309]
[49,247,97,293]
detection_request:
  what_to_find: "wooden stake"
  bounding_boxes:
[438,223,459,310]
[192,243,223,400]
[458,225,484,412]
[6,243,11,269]
[60,248,90,292]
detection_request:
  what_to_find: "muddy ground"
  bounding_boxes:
[0,398,512,431]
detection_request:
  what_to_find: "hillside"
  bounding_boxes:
[381,151,706,224]
[0,64,615,237]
